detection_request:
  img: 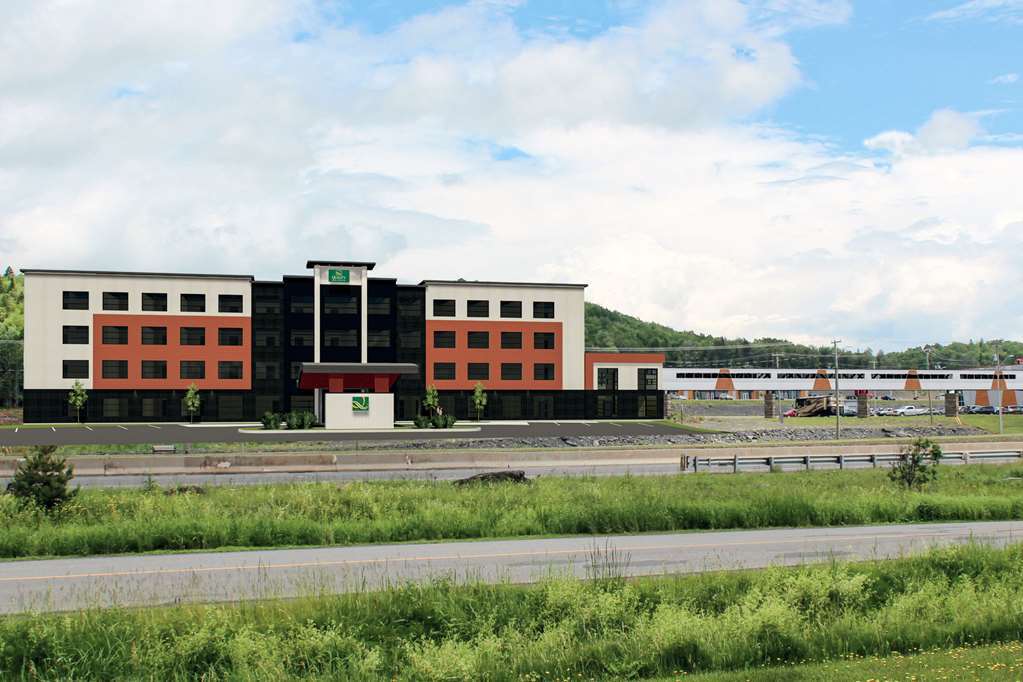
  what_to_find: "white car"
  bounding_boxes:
[895,405,928,416]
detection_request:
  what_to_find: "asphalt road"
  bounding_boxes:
[2,521,1020,614]
[0,420,679,448]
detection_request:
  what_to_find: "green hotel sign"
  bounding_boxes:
[328,269,350,283]
[352,396,370,412]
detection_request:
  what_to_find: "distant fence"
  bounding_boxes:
[682,448,1023,473]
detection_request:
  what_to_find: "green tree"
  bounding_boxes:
[472,382,487,421]
[423,384,440,417]
[183,383,201,423]
[67,380,87,423]
[6,445,77,511]
[889,438,943,490]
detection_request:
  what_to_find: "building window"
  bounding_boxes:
[639,368,658,391]
[103,292,129,311]
[62,291,89,310]
[290,362,303,380]
[290,329,313,347]
[255,331,279,347]
[290,295,313,314]
[323,293,357,315]
[368,329,391,348]
[468,363,490,380]
[218,327,243,346]
[180,327,206,346]
[102,398,122,418]
[324,329,357,347]
[141,398,163,418]
[141,326,167,345]
[254,298,281,314]
[218,361,243,380]
[255,362,279,380]
[533,301,555,319]
[500,331,522,349]
[467,300,489,317]
[467,331,490,349]
[368,296,391,316]
[433,330,456,348]
[433,299,456,317]
[180,361,205,379]
[102,326,129,345]
[534,332,555,349]
[434,362,456,380]
[534,363,555,381]
[597,367,618,390]
[102,360,128,379]
[500,300,522,318]
[399,331,422,349]
[501,363,522,380]
[62,325,89,344]
[218,294,243,313]
[141,293,167,312]
[62,359,89,379]
[180,294,206,313]
[141,360,167,379]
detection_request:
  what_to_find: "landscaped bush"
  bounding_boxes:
[284,411,316,430]
[412,415,431,429]
[1,465,1023,559]
[430,413,457,429]
[260,411,281,430]
[1,543,1022,680]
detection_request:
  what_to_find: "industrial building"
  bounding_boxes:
[21,261,664,423]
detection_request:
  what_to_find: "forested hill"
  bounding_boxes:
[584,302,1023,370]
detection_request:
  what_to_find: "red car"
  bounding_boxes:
[782,409,797,418]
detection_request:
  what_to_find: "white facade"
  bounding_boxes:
[590,361,661,390]
[423,281,587,390]
[23,270,251,390]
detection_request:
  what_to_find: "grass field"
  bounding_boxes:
[3,464,1023,559]
[2,543,1022,680]
[678,641,1023,681]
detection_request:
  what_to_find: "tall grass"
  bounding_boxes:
[2,465,1023,558]
[2,543,1023,680]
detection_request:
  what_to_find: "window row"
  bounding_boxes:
[597,367,659,391]
[432,299,555,319]
[287,295,393,316]
[62,325,244,346]
[433,362,556,381]
[61,291,243,313]
[432,330,556,350]
[62,360,244,380]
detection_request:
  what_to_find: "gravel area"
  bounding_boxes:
[358,425,987,450]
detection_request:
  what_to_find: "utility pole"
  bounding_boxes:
[925,346,933,425]
[833,339,841,439]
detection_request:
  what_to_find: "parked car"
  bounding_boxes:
[782,408,797,418]
[880,395,896,400]
[895,405,928,416]
[973,406,997,415]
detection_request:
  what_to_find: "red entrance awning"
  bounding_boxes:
[297,362,419,393]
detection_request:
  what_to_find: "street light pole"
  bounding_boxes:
[833,339,841,439]
[996,352,1005,435]
[925,347,933,426]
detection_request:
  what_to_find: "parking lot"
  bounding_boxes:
[0,420,684,448]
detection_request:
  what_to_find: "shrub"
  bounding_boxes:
[5,445,77,511]
[413,415,431,429]
[889,438,943,490]
[430,414,457,429]
[284,411,316,430]
[261,412,281,430]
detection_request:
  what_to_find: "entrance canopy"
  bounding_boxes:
[297,362,419,393]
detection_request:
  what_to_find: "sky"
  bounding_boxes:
[1,0,1021,351]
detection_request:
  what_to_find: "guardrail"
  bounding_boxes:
[682,449,1023,473]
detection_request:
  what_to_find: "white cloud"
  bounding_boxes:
[2,0,1023,351]
[989,72,1020,84]
[926,0,1023,24]
[864,109,982,156]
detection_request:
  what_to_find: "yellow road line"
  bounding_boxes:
[0,528,1004,584]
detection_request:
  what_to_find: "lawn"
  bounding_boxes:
[2,543,1022,680]
[3,464,1023,559]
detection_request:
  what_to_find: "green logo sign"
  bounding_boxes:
[328,269,350,283]
[352,396,370,412]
